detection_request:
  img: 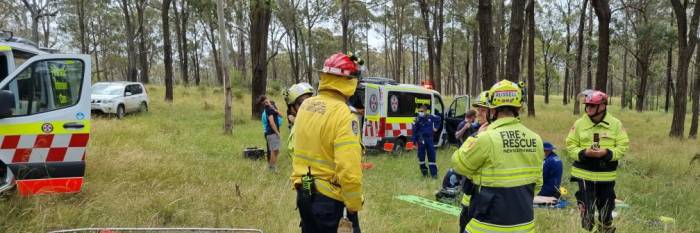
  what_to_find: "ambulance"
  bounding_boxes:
[355,77,471,153]
[0,32,92,196]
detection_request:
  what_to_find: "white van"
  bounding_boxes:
[0,33,91,196]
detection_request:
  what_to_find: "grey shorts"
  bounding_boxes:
[266,134,281,151]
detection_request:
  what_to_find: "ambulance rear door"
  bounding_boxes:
[363,83,381,147]
[0,54,91,196]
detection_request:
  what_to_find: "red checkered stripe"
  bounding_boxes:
[0,133,89,164]
[364,120,381,137]
[384,123,412,138]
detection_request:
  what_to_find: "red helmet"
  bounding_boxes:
[581,90,608,105]
[321,52,361,78]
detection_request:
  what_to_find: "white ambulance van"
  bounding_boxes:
[0,32,92,196]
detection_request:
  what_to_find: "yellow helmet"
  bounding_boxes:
[283,82,314,105]
[472,91,490,108]
[487,80,523,108]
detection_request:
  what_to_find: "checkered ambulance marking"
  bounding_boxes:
[0,134,89,164]
[385,123,413,138]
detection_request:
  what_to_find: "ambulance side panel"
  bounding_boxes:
[0,54,91,196]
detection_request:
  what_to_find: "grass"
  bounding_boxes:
[0,86,698,233]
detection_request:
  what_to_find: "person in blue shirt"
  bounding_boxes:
[539,141,563,198]
[412,103,441,178]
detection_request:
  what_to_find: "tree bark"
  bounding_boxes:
[136,0,149,84]
[666,41,673,113]
[592,0,610,92]
[162,0,174,102]
[478,0,497,89]
[341,0,350,53]
[563,0,572,105]
[417,0,437,91]
[622,50,628,109]
[586,6,593,89]
[505,0,527,82]
[472,27,480,95]
[526,0,535,116]
[250,0,272,119]
[690,46,700,138]
[77,0,88,54]
[120,0,138,82]
[218,0,232,133]
[573,0,588,115]
[670,0,700,138]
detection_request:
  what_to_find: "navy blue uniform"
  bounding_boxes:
[538,152,563,198]
[412,113,441,177]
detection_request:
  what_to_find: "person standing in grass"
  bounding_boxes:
[258,95,282,171]
[567,90,629,233]
[412,103,441,178]
[454,91,490,233]
[452,80,543,233]
[291,52,364,233]
[538,142,563,198]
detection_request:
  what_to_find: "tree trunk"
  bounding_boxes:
[622,50,628,109]
[478,0,497,89]
[77,0,88,54]
[563,1,572,105]
[586,6,593,89]
[573,0,588,115]
[495,0,504,80]
[162,0,174,102]
[341,0,350,53]
[418,0,436,90]
[670,0,700,138]
[690,47,700,138]
[120,0,138,82]
[181,0,189,85]
[250,0,272,119]
[218,0,232,133]
[666,43,673,113]
[205,20,222,85]
[136,0,149,84]
[236,7,247,81]
[526,0,535,116]
[472,28,480,95]
[543,39,550,104]
[635,59,650,112]
[592,0,611,92]
[505,0,527,82]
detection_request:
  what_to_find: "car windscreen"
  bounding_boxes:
[92,84,124,95]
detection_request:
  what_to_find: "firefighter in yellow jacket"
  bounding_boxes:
[452,80,543,233]
[291,52,363,233]
[567,90,629,233]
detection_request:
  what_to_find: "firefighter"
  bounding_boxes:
[456,91,490,233]
[283,82,315,128]
[290,52,364,233]
[412,103,441,178]
[452,80,544,233]
[567,90,629,233]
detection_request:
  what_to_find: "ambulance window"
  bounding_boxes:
[433,95,444,118]
[387,91,432,117]
[0,54,7,81]
[0,59,84,117]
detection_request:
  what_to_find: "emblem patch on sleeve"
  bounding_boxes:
[352,120,359,135]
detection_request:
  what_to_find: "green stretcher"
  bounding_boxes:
[395,195,462,217]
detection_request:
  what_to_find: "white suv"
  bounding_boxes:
[91,82,149,118]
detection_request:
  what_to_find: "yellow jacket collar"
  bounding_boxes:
[490,117,520,129]
[318,73,358,98]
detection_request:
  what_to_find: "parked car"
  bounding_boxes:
[91,82,148,118]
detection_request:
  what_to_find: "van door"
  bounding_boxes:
[445,95,471,145]
[0,54,91,196]
[363,84,381,147]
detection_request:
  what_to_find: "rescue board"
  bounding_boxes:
[395,195,461,216]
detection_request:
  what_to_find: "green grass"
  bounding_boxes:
[1,86,698,233]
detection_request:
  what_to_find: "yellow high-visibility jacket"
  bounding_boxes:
[290,90,363,211]
[566,113,629,182]
[452,117,543,233]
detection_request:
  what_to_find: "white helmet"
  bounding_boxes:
[283,82,314,105]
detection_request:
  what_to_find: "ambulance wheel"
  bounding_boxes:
[392,138,406,155]
[116,105,125,119]
[0,162,14,194]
